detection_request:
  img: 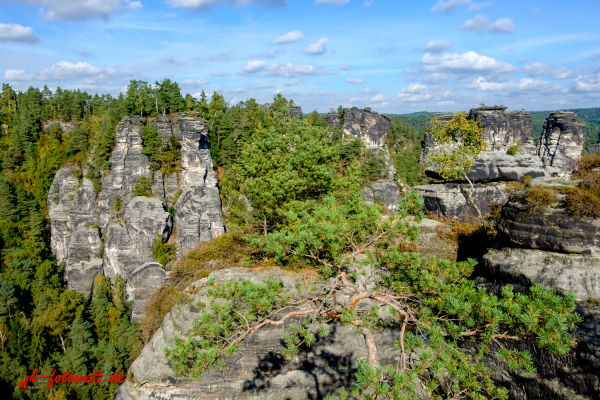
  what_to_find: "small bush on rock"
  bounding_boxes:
[524,186,556,211]
[133,176,152,196]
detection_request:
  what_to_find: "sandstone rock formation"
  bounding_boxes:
[469,106,533,152]
[115,266,405,400]
[479,192,600,399]
[47,113,225,318]
[287,105,303,120]
[416,106,586,221]
[322,110,341,131]
[537,111,586,174]
[497,191,600,255]
[322,106,401,208]
[415,182,509,222]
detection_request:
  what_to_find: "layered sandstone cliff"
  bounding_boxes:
[48,113,225,319]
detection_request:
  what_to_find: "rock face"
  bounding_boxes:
[322,111,341,131]
[322,106,400,207]
[484,248,600,302]
[47,113,225,318]
[417,106,586,221]
[115,266,405,400]
[415,182,509,222]
[537,112,586,174]
[481,234,600,399]
[469,106,533,152]
[287,105,303,120]
[48,167,103,296]
[497,195,600,255]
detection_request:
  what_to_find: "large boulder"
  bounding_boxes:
[484,248,600,301]
[130,262,168,320]
[414,182,509,222]
[497,195,600,255]
[481,248,600,399]
[426,151,547,183]
[115,267,404,400]
[175,186,225,258]
[537,111,586,175]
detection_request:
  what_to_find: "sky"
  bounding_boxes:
[1,0,599,113]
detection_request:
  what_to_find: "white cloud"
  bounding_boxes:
[570,71,600,93]
[465,77,558,93]
[10,0,142,22]
[589,54,600,60]
[371,93,385,102]
[0,23,40,43]
[210,51,232,62]
[160,56,183,65]
[430,0,492,13]
[254,50,284,58]
[361,88,379,94]
[363,0,374,6]
[347,78,366,84]
[226,87,247,93]
[315,0,349,4]
[180,78,210,86]
[461,15,515,33]
[237,60,267,75]
[468,1,493,10]
[340,63,352,70]
[37,61,125,81]
[76,49,93,57]
[166,0,288,12]
[418,40,452,53]
[460,14,489,33]
[431,0,470,13]
[304,38,328,56]
[284,81,298,86]
[261,62,338,78]
[252,84,275,89]
[524,62,585,80]
[271,30,304,44]
[378,45,393,53]
[420,51,518,78]
[3,69,35,81]
[489,18,515,33]
[210,71,232,77]
[530,7,540,14]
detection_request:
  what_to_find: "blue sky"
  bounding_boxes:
[1,0,599,113]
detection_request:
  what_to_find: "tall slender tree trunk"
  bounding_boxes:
[462,172,484,228]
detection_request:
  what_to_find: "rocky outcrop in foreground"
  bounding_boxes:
[48,113,225,318]
[115,266,404,400]
[478,180,600,399]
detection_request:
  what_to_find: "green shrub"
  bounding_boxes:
[153,235,177,267]
[133,176,152,196]
[507,141,522,156]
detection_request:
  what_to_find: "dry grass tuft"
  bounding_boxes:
[572,153,600,178]
[524,186,557,212]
